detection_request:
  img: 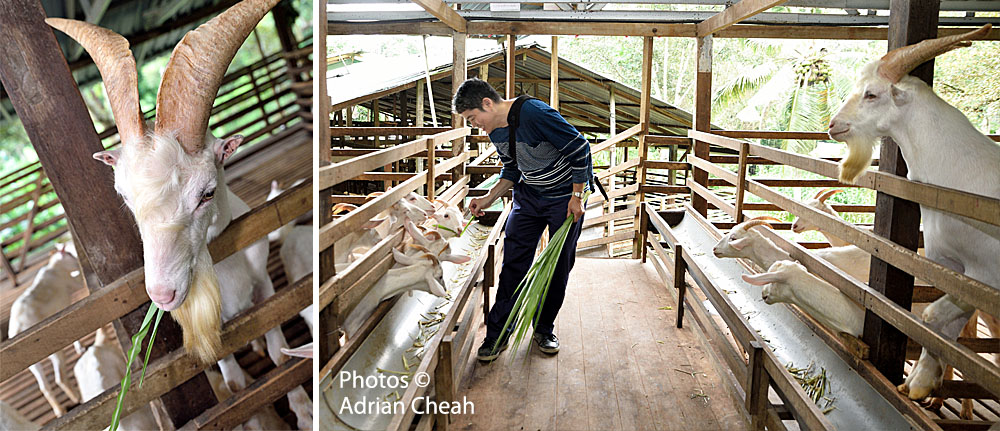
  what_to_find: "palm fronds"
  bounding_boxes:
[495,192,590,360]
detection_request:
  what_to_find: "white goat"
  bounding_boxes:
[713,217,871,283]
[742,260,865,337]
[47,2,311,427]
[341,249,469,337]
[73,328,161,431]
[1,400,39,431]
[7,244,83,417]
[332,199,428,264]
[790,189,874,247]
[828,24,1000,401]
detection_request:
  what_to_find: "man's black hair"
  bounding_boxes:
[452,78,502,114]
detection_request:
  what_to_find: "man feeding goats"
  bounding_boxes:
[454,78,594,362]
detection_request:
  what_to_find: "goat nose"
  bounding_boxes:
[148,288,175,305]
[828,120,837,130]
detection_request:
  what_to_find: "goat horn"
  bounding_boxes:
[818,189,844,202]
[742,219,774,230]
[332,203,357,214]
[407,244,432,254]
[749,216,782,223]
[878,24,991,83]
[46,19,145,145]
[155,0,281,154]
[812,188,831,199]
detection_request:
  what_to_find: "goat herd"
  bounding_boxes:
[711,24,1000,420]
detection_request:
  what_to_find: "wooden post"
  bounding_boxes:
[451,31,467,187]
[673,243,687,328]
[735,142,750,223]
[435,337,455,429]
[746,341,769,431]
[631,37,653,258]
[484,244,494,320]
[691,36,713,216]
[427,139,437,200]
[607,87,617,256]
[505,34,516,98]
[0,1,216,425]
[318,0,339,363]
[861,0,937,384]
[550,36,559,111]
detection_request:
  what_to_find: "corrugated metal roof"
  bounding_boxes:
[330,42,694,136]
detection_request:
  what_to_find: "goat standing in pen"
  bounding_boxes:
[45,0,311,428]
[7,243,84,418]
[829,25,1000,404]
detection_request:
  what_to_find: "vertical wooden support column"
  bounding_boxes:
[451,31,467,187]
[746,342,769,431]
[505,34,516,98]
[318,0,339,363]
[861,0,937,383]
[0,2,217,426]
[435,337,455,429]
[632,37,653,258]
[484,244,495,320]
[673,243,687,328]
[735,142,750,223]
[550,36,559,111]
[607,87,617,254]
[416,83,427,193]
[691,36,713,216]
[427,140,437,200]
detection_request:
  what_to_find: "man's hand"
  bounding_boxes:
[468,196,493,217]
[567,196,584,222]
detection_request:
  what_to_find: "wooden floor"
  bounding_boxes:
[450,258,746,431]
[0,126,312,428]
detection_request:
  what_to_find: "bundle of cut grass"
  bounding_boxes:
[495,192,590,360]
[110,304,164,431]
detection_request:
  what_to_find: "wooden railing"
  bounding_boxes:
[679,129,1000,429]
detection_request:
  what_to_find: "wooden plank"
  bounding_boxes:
[714,130,831,140]
[688,180,737,219]
[640,185,690,195]
[330,126,449,137]
[0,184,311,381]
[318,229,404,311]
[320,174,425,250]
[550,35,559,110]
[505,34,515,98]
[590,124,642,154]
[588,184,639,206]
[696,0,787,37]
[410,0,466,32]
[596,158,640,180]
[451,31,468,184]
[691,36,712,216]
[734,142,749,223]
[180,356,311,430]
[632,36,654,258]
[746,342,769,430]
[644,135,691,146]
[577,231,634,249]
[320,138,427,187]
[582,208,634,228]
[46,276,311,431]
[688,130,1000,227]
[644,160,690,170]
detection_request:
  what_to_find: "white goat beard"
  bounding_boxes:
[838,137,874,184]
[170,259,222,364]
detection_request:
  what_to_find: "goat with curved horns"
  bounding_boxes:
[47,0,312,428]
[829,25,1000,402]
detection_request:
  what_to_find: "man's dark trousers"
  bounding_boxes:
[486,181,585,341]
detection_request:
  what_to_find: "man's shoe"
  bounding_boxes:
[533,333,559,354]
[477,336,508,362]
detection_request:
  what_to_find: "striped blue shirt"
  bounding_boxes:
[488,99,593,199]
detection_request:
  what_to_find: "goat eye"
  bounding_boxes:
[863,91,877,100]
[200,189,215,204]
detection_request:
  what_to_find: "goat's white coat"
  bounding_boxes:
[831,58,1000,400]
[743,261,865,336]
[7,249,83,417]
[73,329,160,431]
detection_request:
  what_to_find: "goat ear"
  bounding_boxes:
[742,272,780,286]
[424,271,447,296]
[93,149,120,166]
[440,253,472,264]
[890,85,911,106]
[280,344,313,359]
[729,237,750,250]
[392,248,420,266]
[214,135,244,164]
[362,217,386,229]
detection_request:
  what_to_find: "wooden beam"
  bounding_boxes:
[632,36,654,258]
[409,0,466,33]
[863,0,939,386]
[550,36,559,110]
[452,31,467,184]
[696,0,788,37]
[691,35,713,216]
[505,34,515,98]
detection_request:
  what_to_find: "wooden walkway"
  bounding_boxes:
[450,258,746,431]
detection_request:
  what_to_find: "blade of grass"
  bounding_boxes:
[110,304,162,431]
[139,307,165,387]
